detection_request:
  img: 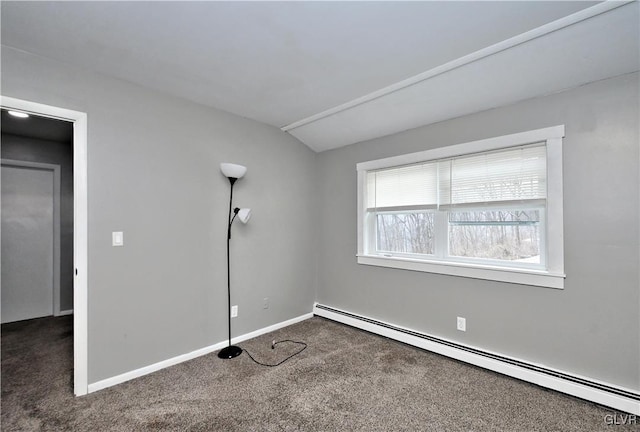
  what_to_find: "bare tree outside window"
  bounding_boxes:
[448,210,540,262]
[376,212,434,255]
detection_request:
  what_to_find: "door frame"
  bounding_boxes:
[1,96,88,396]
[1,159,61,318]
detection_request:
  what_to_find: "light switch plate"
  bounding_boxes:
[112,231,124,246]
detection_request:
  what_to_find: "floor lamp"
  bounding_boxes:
[218,163,251,359]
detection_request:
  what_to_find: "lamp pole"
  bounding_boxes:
[218,177,243,359]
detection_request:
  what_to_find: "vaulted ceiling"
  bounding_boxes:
[2,1,638,152]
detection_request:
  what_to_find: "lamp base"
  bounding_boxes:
[218,345,243,359]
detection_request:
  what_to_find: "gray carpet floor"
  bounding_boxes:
[1,315,637,431]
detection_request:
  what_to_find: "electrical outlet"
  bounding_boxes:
[231,305,238,318]
[263,297,269,309]
[457,316,466,332]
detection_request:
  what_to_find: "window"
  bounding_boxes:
[357,126,565,288]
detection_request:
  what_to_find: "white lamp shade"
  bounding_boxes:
[220,163,247,179]
[237,208,251,224]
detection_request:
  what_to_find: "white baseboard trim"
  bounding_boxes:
[87,312,313,394]
[57,309,73,316]
[314,303,640,415]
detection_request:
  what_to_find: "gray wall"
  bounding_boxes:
[316,72,639,391]
[1,133,74,312]
[1,47,317,383]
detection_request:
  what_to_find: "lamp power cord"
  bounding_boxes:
[242,339,307,367]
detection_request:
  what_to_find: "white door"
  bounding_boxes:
[1,163,55,323]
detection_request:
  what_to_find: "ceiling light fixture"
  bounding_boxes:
[7,110,30,118]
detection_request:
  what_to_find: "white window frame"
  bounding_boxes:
[357,125,565,289]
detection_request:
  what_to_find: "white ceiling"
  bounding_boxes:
[2,1,638,152]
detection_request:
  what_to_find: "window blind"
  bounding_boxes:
[367,162,438,211]
[367,143,546,211]
[439,144,547,207]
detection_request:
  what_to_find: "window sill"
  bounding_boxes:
[357,254,565,289]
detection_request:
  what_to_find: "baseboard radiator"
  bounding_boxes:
[313,303,640,415]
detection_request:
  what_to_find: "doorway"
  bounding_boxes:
[0,96,88,396]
